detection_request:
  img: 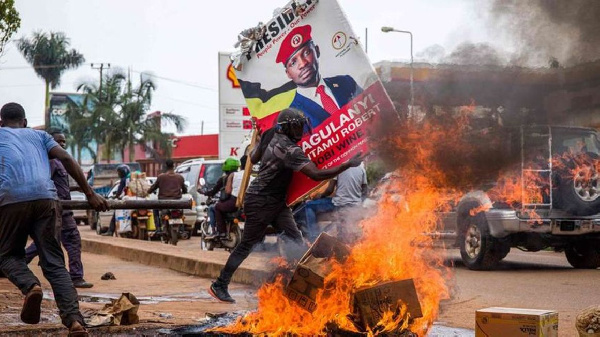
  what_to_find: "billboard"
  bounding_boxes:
[218,52,253,159]
[49,93,97,166]
[233,0,395,204]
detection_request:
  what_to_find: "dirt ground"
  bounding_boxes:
[0,250,257,336]
[0,240,598,336]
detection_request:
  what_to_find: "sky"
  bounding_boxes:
[0,0,489,135]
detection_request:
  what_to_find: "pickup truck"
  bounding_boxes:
[437,125,600,270]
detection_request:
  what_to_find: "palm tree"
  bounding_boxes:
[17,31,85,128]
[64,95,97,164]
[76,71,127,163]
[117,74,186,162]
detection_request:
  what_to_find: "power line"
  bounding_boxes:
[131,69,217,92]
[153,94,216,109]
[0,63,93,70]
[0,63,219,93]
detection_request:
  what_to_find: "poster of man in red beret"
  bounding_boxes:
[235,0,396,204]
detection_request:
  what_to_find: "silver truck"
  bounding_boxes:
[440,125,600,270]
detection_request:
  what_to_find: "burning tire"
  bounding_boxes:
[555,153,600,216]
[459,213,505,270]
[565,241,600,269]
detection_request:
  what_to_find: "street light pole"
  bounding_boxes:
[381,26,414,116]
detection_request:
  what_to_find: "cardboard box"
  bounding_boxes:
[476,307,558,337]
[353,279,423,330]
[285,233,351,312]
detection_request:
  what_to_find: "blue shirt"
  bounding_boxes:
[0,128,59,207]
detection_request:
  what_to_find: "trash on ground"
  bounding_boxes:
[576,306,600,337]
[101,272,116,280]
[85,293,140,327]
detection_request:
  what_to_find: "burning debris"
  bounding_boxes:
[576,306,600,336]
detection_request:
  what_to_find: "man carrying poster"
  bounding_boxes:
[208,108,362,303]
[277,24,362,128]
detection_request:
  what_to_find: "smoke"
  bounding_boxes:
[486,0,600,67]
[414,0,600,67]
[443,42,505,66]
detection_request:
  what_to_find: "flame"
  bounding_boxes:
[212,109,494,336]
[212,104,600,336]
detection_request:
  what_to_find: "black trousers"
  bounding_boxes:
[216,195,304,286]
[25,218,84,281]
[0,199,84,328]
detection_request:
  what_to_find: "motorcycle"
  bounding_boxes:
[199,197,243,252]
[131,208,152,240]
[159,209,185,246]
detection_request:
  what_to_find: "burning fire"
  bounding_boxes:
[212,104,600,335]
[212,111,493,336]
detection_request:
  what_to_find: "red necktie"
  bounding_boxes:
[316,85,338,114]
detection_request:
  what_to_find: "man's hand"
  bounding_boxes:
[346,152,363,168]
[87,192,109,212]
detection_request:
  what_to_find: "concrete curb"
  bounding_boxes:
[79,230,275,286]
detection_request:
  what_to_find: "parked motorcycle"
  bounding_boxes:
[199,197,243,252]
[131,208,152,240]
[159,209,185,246]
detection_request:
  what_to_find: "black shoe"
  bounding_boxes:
[73,279,94,288]
[208,282,235,303]
[21,284,43,324]
[101,231,114,236]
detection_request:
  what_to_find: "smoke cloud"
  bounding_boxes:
[486,0,600,67]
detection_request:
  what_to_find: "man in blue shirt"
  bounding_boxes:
[0,103,108,336]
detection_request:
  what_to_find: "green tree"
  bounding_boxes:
[64,95,97,164]
[73,70,186,164]
[17,31,85,128]
[76,71,127,164]
[117,74,186,162]
[0,0,20,56]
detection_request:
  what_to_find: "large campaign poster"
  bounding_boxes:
[218,52,253,159]
[234,0,395,204]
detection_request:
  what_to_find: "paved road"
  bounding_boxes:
[439,248,599,336]
[1,230,598,336]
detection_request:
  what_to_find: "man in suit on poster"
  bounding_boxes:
[276,24,363,128]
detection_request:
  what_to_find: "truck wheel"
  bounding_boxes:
[555,153,600,216]
[459,213,503,270]
[565,241,600,269]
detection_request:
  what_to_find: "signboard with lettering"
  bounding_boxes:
[218,52,253,159]
[233,0,395,204]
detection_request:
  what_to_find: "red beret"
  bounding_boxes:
[276,25,312,65]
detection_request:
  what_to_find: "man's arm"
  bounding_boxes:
[224,173,234,195]
[315,179,336,199]
[200,177,223,197]
[300,152,362,181]
[361,167,368,200]
[250,128,275,164]
[147,176,160,195]
[48,146,108,211]
[181,177,188,194]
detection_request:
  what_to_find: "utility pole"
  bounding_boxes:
[365,27,368,54]
[91,63,111,95]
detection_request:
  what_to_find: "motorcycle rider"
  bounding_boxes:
[147,159,187,244]
[208,108,362,303]
[102,164,131,236]
[199,157,240,238]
